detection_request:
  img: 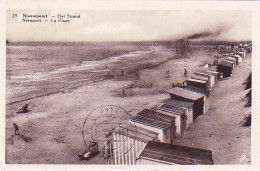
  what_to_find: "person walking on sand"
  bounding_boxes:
[13,123,19,135]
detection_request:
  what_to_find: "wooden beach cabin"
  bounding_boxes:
[129,109,176,143]
[191,74,210,89]
[194,70,215,89]
[233,52,244,60]
[205,70,219,81]
[152,103,187,136]
[237,51,246,58]
[185,86,210,114]
[223,59,235,70]
[245,46,252,52]
[229,56,240,65]
[160,98,194,128]
[136,141,214,165]
[112,124,159,165]
[225,57,238,65]
[191,74,209,82]
[217,61,233,78]
[230,54,242,64]
[186,78,208,91]
[167,87,206,119]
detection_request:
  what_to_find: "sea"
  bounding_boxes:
[6,42,179,104]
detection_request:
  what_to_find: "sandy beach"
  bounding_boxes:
[5,47,251,164]
[173,53,251,164]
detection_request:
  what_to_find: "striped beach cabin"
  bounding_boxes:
[112,124,159,165]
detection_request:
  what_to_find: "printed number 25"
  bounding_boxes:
[12,14,18,18]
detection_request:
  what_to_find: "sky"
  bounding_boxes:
[6,10,252,42]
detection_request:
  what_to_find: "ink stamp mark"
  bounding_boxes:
[82,105,136,160]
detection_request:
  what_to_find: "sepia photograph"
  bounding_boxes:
[5,10,252,165]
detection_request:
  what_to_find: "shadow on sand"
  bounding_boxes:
[7,134,32,145]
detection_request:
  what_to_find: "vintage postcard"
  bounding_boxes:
[1,0,260,170]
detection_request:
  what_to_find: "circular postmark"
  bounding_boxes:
[82,105,137,161]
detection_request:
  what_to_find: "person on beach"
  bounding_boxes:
[184,68,187,77]
[17,104,29,113]
[13,123,19,135]
[121,69,125,76]
[165,70,170,78]
[121,88,125,97]
[213,59,218,66]
[105,64,110,76]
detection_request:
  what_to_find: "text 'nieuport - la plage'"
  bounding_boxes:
[20,13,80,23]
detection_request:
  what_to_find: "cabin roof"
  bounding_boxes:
[115,124,159,143]
[152,103,186,116]
[139,141,214,165]
[193,72,211,78]
[196,70,215,76]
[187,78,207,83]
[185,86,210,96]
[229,55,240,59]
[191,74,209,81]
[219,60,234,68]
[226,57,236,61]
[130,109,175,130]
[230,53,242,58]
[227,57,238,62]
[167,87,204,101]
[224,59,235,64]
[232,53,243,58]
[205,70,219,75]
[161,98,194,108]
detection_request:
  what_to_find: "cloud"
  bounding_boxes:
[6,10,251,42]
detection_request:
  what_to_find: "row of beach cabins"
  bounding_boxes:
[109,42,252,165]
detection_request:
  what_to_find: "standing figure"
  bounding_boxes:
[213,59,218,66]
[121,88,125,97]
[184,68,187,77]
[105,64,110,76]
[13,123,19,135]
